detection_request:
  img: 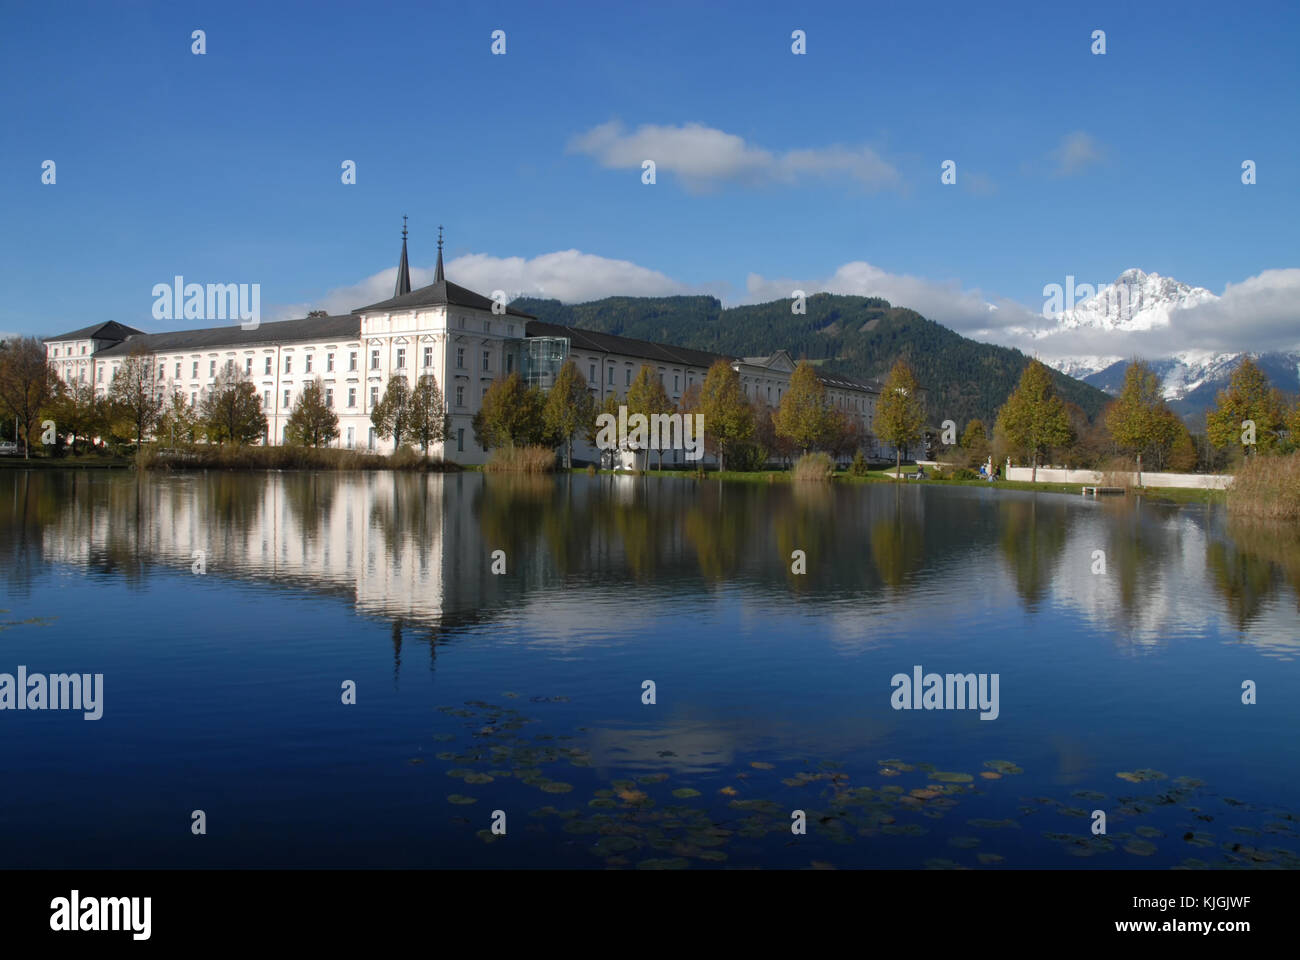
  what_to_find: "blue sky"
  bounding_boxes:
[2,0,1297,358]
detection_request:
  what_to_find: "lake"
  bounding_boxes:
[1,469,1298,869]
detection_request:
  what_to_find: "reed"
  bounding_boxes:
[484,444,557,474]
[1226,452,1300,521]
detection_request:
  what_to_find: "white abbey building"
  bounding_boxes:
[44,225,908,466]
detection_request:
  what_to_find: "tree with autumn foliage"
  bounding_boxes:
[544,359,595,468]
[994,359,1073,482]
[1105,360,1181,484]
[876,358,926,477]
[775,360,833,455]
[698,359,754,472]
[1206,357,1286,458]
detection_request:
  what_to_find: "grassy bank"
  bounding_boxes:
[0,453,131,469]
[566,464,1227,504]
[139,446,458,472]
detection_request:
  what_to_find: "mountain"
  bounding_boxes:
[1082,353,1300,421]
[1037,268,1300,415]
[512,293,1113,429]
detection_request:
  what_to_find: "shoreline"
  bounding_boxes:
[0,455,1230,505]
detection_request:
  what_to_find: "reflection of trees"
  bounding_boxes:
[997,497,1068,611]
[284,472,336,538]
[774,482,833,590]
[475,474,551,560]
[684,483,752,582]
[0,471,66,596]
[869,489,925,590]
[1104,504,1168,627]
[1205,518,1300,631]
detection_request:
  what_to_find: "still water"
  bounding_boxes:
[1,469,1298,869]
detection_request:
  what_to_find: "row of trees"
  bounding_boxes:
[951,356,1300,480]
[470,356,928,471]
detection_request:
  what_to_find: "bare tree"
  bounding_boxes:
[0,337,55,459]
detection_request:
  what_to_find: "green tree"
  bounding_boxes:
[371,375,413,449]
[1206,357,1285,456]
[408,373,449,456]
[544,359,595,468]
[285,377,339,447]
[107,347,164,449]
[1105,360,1179,483]
[699,359,754,472]
[156,390,199,447]
[200,366,267,445]
[775,360,833,454]
[46,378,104,455]
[473,372,550,450]
[876,358,926,477]
[994,359,1073,482]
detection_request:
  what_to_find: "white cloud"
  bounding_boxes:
[448,250,705,303]
[991,268,1300,360]
[568,121,901,192]
[1050,131,1105,177]
[743,262,1038,334]
[266,250,706,320]
[266,245,1299,365]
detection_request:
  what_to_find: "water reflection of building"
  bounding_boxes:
[14,473,1299,660]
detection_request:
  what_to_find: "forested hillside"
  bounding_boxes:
[513,293,1111,428]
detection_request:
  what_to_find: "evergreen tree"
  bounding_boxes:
[775,360,832,454]
[286,377,340,447]
[1206,357,1285,456]
[408,373,449,456]
[699,359,754,472]
[371,375,413,449]
[994,359,1073,482]
[544,359,595,468]
[876,358,926,477]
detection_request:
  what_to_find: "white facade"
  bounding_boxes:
[43,242,910,466]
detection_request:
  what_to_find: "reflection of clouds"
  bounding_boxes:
[1048,508,1300,658]
[583,703,901,776]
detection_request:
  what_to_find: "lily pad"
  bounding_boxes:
[983,761,1024,775]
[672,788,702,799]
[447,795,478,805]
[1123,839,1158,856]
[1116,769,1167,783]
[540,781,573,794]
[463,772,494,784]
[749,762,776,770]
[929,772,974,784]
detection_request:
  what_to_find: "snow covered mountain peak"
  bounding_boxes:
[1051,269,1218,333]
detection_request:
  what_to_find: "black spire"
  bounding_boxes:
[394,216,411,297]
[434,224,445,283]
